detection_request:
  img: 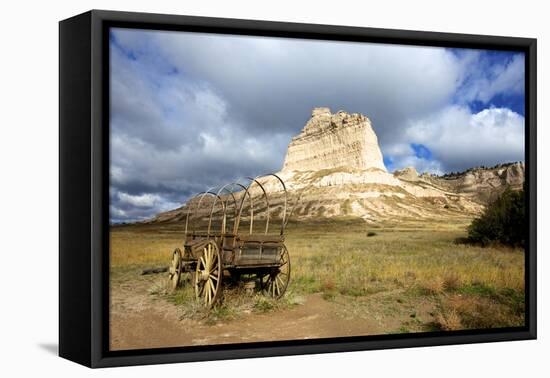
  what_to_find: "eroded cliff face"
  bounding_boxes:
[425,162,525,204]
[148,108,525,225]
[281,107,386,173]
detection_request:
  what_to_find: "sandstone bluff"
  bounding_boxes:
[149,108,524,224]
[282,107,386,173]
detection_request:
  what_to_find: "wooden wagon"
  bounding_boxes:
[167,174,291,307]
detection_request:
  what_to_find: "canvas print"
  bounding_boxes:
[109,27,526,351]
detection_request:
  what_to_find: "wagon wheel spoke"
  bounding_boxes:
[276,275,285,289]
[210,279,216,297]
[205,245,210,270]
[261,246,291,299]
[208,254,217,274]
[206,280,212,303]
[195,241,223,308]
[194,272,203,295]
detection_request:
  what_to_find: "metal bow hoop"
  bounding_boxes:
[228,182,254,234]
[207,183,238,236]
[184,173,289,237]
[234,176,270,235]
[183,188,216,237]
[262,173,288,236]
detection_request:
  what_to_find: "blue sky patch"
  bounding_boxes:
[468,93,525,116]
[383,156,394,171]
[411,144,433,160]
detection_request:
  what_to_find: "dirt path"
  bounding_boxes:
[110,270,396,351]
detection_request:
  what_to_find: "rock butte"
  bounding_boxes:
[281,107,386,173]
[149,108,525,224]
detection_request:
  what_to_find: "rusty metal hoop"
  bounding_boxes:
[262,173,288,235]
[184,190,226,237]
[234,176,270,235]
[185,173,288,238]
[184,190,213,237]
[206,184,236,236]
[229,182,254,234]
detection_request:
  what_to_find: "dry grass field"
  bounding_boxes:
[284,218,525,331]
[110,217,525,348]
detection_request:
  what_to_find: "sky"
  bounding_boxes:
[109,28,525,223]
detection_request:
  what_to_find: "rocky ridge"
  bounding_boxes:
[149,108,525,225]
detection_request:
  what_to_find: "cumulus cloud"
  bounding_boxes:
[404,106,524,172]
[112,28,462,144]
[108,28,525,222]
[110,188,182,223]
[118,192,162,208]
[455,51,525,105]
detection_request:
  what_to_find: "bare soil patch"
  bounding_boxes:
[111,268,425,350]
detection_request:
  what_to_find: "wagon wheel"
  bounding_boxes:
[194,241,223,307]
[167,248,182,292]
[261,246,290,299]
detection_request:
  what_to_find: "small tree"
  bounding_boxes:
[467,188,526,247]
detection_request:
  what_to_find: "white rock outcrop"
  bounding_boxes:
[393,166,420,181]
[281,107,386,173]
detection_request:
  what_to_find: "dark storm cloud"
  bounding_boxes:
[109,28,525,222]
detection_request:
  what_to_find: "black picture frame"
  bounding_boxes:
[59,9,537,368]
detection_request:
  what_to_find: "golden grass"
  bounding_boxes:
[434,292,524,330]
[435,309,463,331]
[282,219,525,297]
[110,217,525,330]
[110,224,183,267]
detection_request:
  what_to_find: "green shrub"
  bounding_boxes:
[467,188,525,247]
